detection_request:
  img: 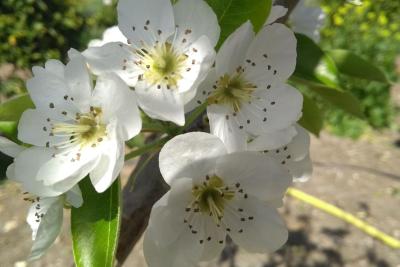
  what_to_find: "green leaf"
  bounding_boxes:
[299,94,324,136]
[0,94,34,121]
[308,84,364,119]
[292,75,364,119]
[295,34,340,88]
[206,0,272,48]
[327,49,390,84]
[0,121,18,141]
[71,178,121,267]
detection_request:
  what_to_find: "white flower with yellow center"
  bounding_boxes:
[187,20,303,152]
[82,0,220,126]
[143,132,292,267]
[14,51,141,194]
[0,137,83,260]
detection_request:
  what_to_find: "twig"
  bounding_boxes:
[287,188,400,249]
[116,153,169,266]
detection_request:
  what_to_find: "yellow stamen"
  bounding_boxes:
[208,73,256,112]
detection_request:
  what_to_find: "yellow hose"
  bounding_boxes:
[287,187,400,249]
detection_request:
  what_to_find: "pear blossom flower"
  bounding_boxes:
[82,0,220,126]
[188,20,303,152]
[0,137,83,260]
[266,2,325,43]
[88,26,127,48]
[289,0,326,43]
[15,51,141,194]
[248,125,313,182]
[25,188,82,260]
[144,132,292,267]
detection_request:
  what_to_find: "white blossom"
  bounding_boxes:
[82,0,220,126]
[144,132,292,267]
[188,20,303,152]
[290,0,326,43]
[14,51,141,194]
[248,125,313,182]
[267,1,326,43]
[25,188,82,261]
[0,137,83,260]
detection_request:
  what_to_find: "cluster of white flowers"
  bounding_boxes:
[0,0,314,265]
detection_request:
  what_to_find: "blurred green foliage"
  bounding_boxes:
[0,0,116,68]
[0,0,117,99]
[320,0,400,138]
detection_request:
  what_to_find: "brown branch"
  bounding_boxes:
[116,153,168,266]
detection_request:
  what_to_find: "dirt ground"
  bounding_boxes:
[1,129,400,267]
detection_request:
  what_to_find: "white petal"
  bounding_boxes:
[27,197,64,261]
[145,210,223,267]
[26,68,79,121]
[92,73,142,140]
[216,21,255,76]
[173,0,220,47]
[88,26,128,47]
[89,134,124,193]
[118,0,175,45]
[184,68,217,113]
[262,125,312,181]
[290,155,313,182]
[8,162,65,197]
[159,132,227,185]
[215,152,292,201]
[37,147,99,187]
[225,196,288,253]
[265,6,288,25]
[44,60,65,79]
[0,136,24,157]
[177,36,216,94]
[284,125,310,161]
[65,185,83,208]
[208,105,248,153]
[18,109,68,147]
[199,215,226,261]
[82,42,138,87]
[144,228,201,267]
[289,0,325,43]
[13,147,93,197]
[65,49,92,112]
[135,85,185,126]
[237,83,303,135]
[247,126,297,151]
[147,178,193,246]
[245,23,297,83]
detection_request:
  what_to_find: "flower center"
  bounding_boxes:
[208,73,257,112]
[51,107,106,149]
[136,42,188,89]
[191,175,235,222]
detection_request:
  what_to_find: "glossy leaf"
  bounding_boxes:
[295,34,340,88]
[327,49,390,84]
[71,177,121,267]
[299,94,324,136]
[0,94,34,122]
[206,0,272,48]
[0,121,18,141]
[307,83,364,119]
